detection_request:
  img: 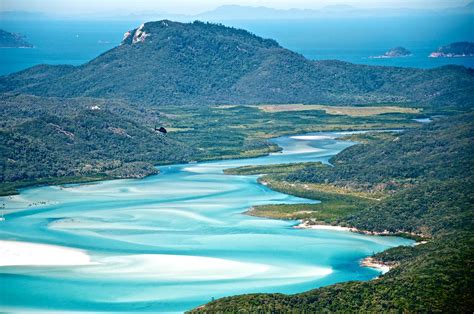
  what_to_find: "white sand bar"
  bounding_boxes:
[294,222,353,232]
[0,240,92,267]
[85,254,332,281]
[290,135,335,140]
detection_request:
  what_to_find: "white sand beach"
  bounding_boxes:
[360,257,391,274]
[293,221,354,232]
[0,240,92,267]
[290,135,335,140]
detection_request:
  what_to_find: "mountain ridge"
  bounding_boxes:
[1,20,473,109]
[5,3,473,21]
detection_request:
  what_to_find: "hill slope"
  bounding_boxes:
[0,94,194,194]
[1,20,473,109]
[190,115,474,313]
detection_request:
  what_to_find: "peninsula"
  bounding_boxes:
[429,41,474,58]
[0,29,33,48]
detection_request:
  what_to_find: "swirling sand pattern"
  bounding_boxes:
[0,132,412,312]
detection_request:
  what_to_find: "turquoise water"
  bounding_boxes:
[1,14,473,76]
[226,16,474,69]
[0,132,412,313]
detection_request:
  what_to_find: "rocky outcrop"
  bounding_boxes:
[121,21,170,45]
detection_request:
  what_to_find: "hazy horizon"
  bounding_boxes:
[1,0,471,16]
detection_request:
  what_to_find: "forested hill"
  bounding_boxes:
[1,20,473,109]
[190,114,474,313]
[288,114,473,192]
[288,114,474,236]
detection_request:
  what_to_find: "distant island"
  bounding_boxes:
[0,29,33,48]
[429,41,474,58]
[370,47,412,59]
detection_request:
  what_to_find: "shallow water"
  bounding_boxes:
[0,132,412,313]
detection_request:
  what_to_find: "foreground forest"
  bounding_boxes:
[191,115,474,313]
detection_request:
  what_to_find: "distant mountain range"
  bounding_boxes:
[1,2,473,21]
[195,3,474,20]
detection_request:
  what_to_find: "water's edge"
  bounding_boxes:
[0,131,413,313]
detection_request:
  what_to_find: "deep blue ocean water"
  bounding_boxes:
[0,14,473,76]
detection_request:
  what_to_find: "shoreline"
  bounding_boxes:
[359,257,391,274]
[292,221,416,275]
[293,220,386,235]
[0,175,114,197]
[0,125,419,197]
[293,221,354,232]
[0,127,427,311]
[0,128,419,277]
[293,220,427,241]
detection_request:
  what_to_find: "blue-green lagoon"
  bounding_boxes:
[0,132,412,313]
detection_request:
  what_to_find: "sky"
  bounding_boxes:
[0,0,470,15]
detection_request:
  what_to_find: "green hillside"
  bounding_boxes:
[191,115,474,312]
[1,21,473,109]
